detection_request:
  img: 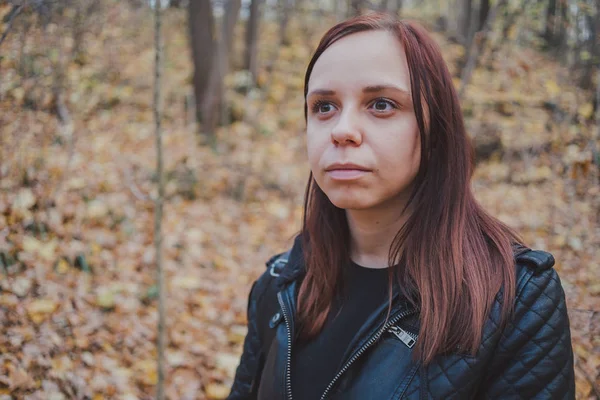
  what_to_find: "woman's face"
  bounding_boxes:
[306,30,421,211]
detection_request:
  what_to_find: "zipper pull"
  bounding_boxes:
[387,326,416,348]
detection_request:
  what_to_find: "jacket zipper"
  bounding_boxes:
[319,309,416,400]
[388,325,418,348]
[277,291,294,400]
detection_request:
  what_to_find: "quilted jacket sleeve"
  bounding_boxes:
[482,266,575,399]
[227,280,264,400]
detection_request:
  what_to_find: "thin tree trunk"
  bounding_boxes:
[349,0,363,17]
[544,0,557,44]
[464,0,479,57]
[188,0,215,125]
[0,4,24,48]
[279,0,292,46]
[557,0,568,52]
[579,7,598,89]
[478,0,489,31]
[459,0,507,100]
[220,0,242,125]
[594,2,600,165]
[595,64,600,144]
[392,0,402,16]
[457,0,473,44]
[153,1,166,399]
[201,0,241,134]
[245,0,263,84]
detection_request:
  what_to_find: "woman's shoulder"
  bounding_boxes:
[249,246,297,307]
[513,247,563,300]
[483,246,568,350]
[252,235,305,296]
[494,246,570,356]
[482,247,574,397]
[514,246,556,276]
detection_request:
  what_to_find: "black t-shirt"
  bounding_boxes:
[290,260,391,399]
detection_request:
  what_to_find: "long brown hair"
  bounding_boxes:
[298,13,524,365]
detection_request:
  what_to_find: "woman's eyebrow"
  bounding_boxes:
[363,85,411,98]
[306,88,336,98]
[306,85,411,98]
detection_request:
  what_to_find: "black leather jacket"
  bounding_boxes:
[227,236,575,399]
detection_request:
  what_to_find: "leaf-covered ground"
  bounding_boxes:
[0,3,598,399]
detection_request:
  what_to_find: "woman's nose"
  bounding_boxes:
[330,110,363,146]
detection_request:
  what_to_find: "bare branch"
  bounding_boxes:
[0,3,25,49]
[153,2,166,399]
[121,164,152,203]
[459,0,508,101]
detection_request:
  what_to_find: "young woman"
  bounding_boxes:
[227,13,575,400]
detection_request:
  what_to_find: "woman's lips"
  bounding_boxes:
[326,169,370,180]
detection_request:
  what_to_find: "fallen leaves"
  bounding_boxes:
[26,299,59,324]
[0,2,598,400]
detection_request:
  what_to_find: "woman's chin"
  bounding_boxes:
[327,194,375,210]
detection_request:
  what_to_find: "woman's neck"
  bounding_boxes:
[346,202,410,269]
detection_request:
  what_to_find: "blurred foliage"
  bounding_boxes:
[0,0,599,398]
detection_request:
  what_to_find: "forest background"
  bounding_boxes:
[0,0,599,398]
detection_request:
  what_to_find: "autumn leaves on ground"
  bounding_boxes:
[1,2,599,399]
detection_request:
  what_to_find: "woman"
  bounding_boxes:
[228,13,575,400]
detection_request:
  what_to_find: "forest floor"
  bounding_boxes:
[0,3,599,399]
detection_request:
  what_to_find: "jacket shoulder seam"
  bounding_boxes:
[516,249,555,275]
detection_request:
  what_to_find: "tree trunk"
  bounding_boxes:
[392,0,403,16]
[578,11,598,89]
[334,0,343,20]
[456,0,473,44]
[544,0,557,44]
[459,0,508,100]
[557,0,568,51]
[245,0,263,84]
[478,0,489,31]
[152,1,166,399]
[379,0,389,12]
[595,65,600,165]
[188,0,215,125]
[546,0,568,54]
[349,0,363,17]
[201,0,241,134]
[279,0,292,46]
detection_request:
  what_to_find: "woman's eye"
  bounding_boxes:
[312,100,335,114]
[371,99,397,112]
[320,103,333,113]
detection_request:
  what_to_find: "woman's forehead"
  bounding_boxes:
[307,30,411,94]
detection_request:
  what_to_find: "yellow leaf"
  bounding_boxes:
[545,80,560,96]
[507,25,518,41]
[172,275,202,290]
[13,188,36,211]
[22,237,58,262]
[578,102,594,120]
[26,299,58,324]
[96,287,115,310]
[55,258,70,274]
[215,353,240,377]
[228,325,247,344]
[267,202,290,220]
[205,383,230,399]
[87,200,109,220]
[134,360,157,385]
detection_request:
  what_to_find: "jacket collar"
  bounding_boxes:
[273,234,418,311]
[274,234,306,290]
